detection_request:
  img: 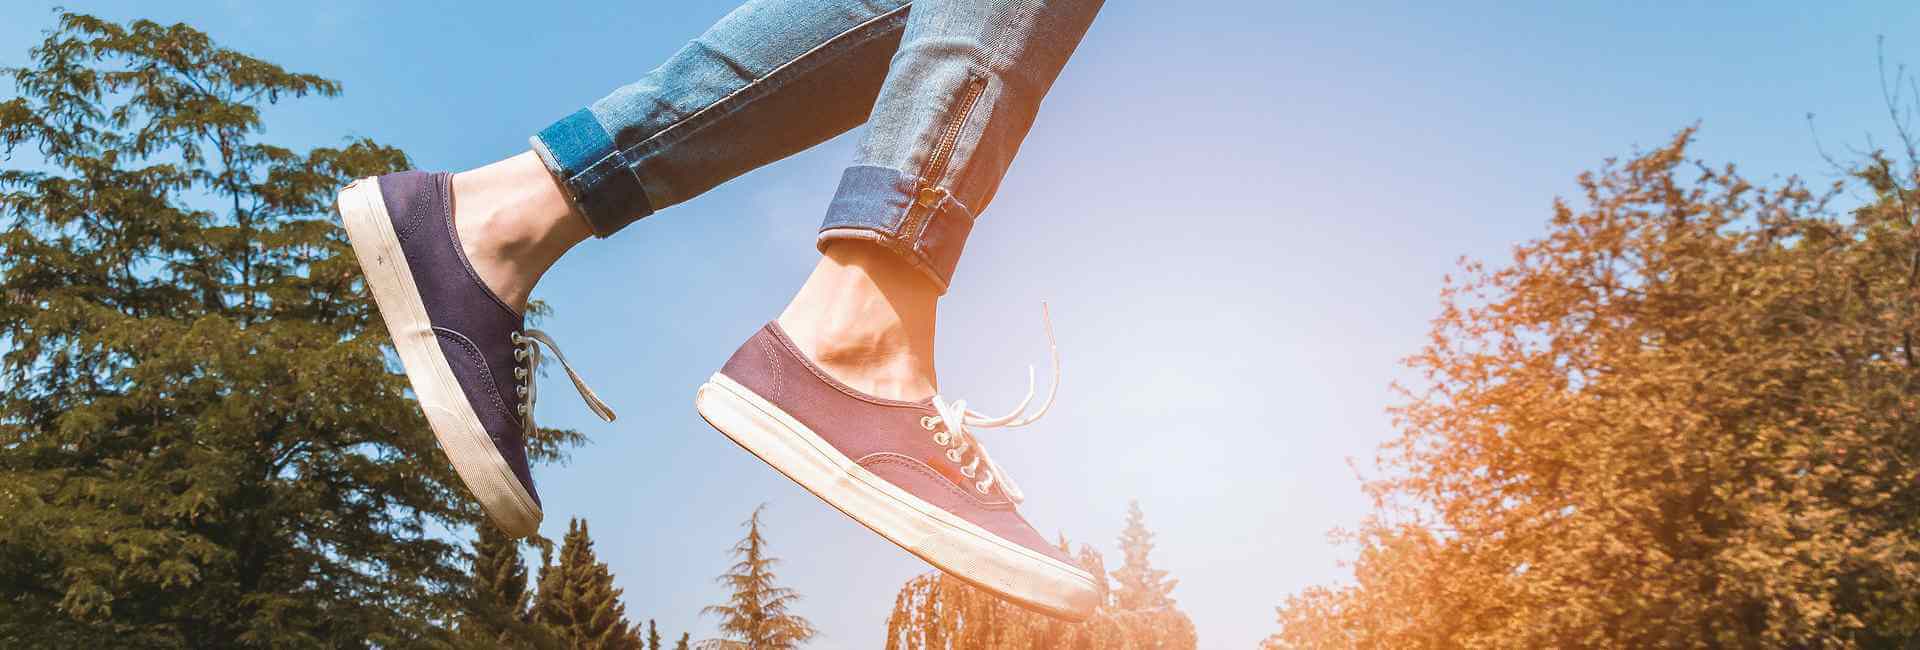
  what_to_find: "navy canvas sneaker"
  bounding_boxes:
[337,171,614,537]
[694,314,1099,620]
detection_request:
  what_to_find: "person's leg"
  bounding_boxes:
[453,0,912,312]
[340,0,916,536]
[695,2,1105,618]
[449,152,587,312]
[778,0,1104,400]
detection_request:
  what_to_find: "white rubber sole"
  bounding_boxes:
[694,373,1099,621]
[336,178,542,538]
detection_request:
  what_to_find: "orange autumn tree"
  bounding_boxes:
[1270,129,1920,647]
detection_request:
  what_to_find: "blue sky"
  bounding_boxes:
[5,1,1917,647]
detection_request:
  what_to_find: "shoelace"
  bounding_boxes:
[916,303,1060,504]
[510,329,617,436]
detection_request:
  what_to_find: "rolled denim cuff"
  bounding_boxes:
[816,165,974,293]
[529,108,655,238]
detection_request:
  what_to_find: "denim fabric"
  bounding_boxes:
[530,0,1102,291]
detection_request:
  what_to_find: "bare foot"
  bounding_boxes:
[449,151,590,313]
[777,242,941,401]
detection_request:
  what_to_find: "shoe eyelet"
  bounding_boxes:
[919,416,935,430]
[516,404,528,415]
[960,465,976,479]
[932,431,951,446]
[974,481,991,495]
[945,449,963,463]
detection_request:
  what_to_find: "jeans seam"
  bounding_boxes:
[606,4,913,180]
[528,134,602,235]
[903,70,989,247]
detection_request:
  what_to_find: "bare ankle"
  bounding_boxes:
[451,151,589,313]
[778,243,940,400]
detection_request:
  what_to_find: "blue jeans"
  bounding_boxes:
[529,0,1102,292]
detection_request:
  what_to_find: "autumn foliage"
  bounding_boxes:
[1270,130,1920,647]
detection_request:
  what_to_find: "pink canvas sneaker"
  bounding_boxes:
[694,314,1097,621]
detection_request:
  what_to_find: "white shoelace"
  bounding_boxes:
[510,329,616,436]
[917,303,1060,504]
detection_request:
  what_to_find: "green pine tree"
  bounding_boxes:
[647,619,662,650]
[460,521,567,649]
[701,505,816,649]
[0,12,572,647]
[1111,500,1177,611]
[535,518,642,650]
